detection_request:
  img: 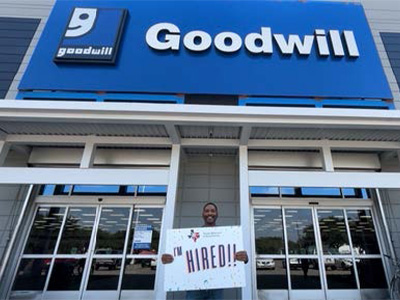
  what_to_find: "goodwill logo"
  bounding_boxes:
[54,7,127,63]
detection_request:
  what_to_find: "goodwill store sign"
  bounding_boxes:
[164,226,245,291]
[20,0,392,99]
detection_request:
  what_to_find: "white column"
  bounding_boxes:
[320,142,334,172]
[239,145,253,300]
[154,144,181,300]
[0,141,11,166]
[80,141,97,168]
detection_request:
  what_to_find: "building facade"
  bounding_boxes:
[0,0,400,300]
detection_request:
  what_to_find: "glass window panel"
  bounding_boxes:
[342,188,356,197]
[346,209,380,255]
[47,259,86,291]
[356,259,387,289]
[137,185,167,195]
[342,188,370,199]
[128,207,163,255]
[86,259,122,290]
[57,207,96,254]
[24,207,66,254]
[72,185,120,195]
[301,187,341,197]
[285,209,316,255]
[121,258,156,290]
[254,209,285,255]
[290,259,321,289]
[126,186,137,194]
[39,185,56,196]
[94,207,130,254]
[250,187,279,196]
[54,185,71,195]
[317,209,350,255]
[256,259,287,289]
[12,259,51,291]
[325,258,357,289]
[281,187,297,196]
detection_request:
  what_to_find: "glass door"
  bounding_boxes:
[285,208,324,300]
[82,207,131,300]
[254,206,389,300]
[10,205,164,300]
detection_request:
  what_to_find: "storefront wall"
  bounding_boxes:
[0,0,400,299]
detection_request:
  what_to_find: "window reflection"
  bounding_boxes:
[347,210,380,255]
[57,207,96,254]
[289,259,321,289]
[48,259,86,291]
[121,259,156,290]
[254,209,285,255]
[318,210,350,255]
[12,259,50,291]
[87,259,122,290]
[24,207,65,254]
[128,208,163,255]
[325,258,357,289]
[285,209,316,255]
[256,259,287,289]
[356,259,387,289]
[95,207,130,253]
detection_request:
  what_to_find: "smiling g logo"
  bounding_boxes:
[54,7,127,64]
[65,8,97,38]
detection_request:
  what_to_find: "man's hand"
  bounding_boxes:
[161,253,174,264]
[235,250,249,264]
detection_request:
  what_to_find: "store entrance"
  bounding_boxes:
[254,206,389,300]
[10,204,163,300]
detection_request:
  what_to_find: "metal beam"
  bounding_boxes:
[1,100,400,129]
[248,170,400,188]
[248,139,400,150]
[0,167,169,185]
[181,138,239,147]
[164,124,181,144]
[240,126,252,145]
[5,135,172,147]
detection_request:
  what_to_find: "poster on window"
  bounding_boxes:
[164,226,246,291]
[133,224,153,250]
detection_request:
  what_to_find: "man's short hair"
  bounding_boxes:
[203,202,218,212]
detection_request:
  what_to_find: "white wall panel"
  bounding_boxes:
[248,151,380,170]
[28,147,171,166]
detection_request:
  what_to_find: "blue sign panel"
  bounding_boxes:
[54,7,126,63]
[19,0,392,99]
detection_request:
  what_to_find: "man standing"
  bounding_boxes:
[161,202,248,300]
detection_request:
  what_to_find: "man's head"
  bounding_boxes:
[202,202,218,227]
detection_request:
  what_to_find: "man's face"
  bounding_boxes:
[202,204,218,226]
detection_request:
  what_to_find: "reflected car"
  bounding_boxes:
[312,257,336,270]
[256,259,275,270]
[335,258,353,270]
[94,249,120,270]
[282,258,302,269]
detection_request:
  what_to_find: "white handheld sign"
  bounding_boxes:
[164,226,246,292]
